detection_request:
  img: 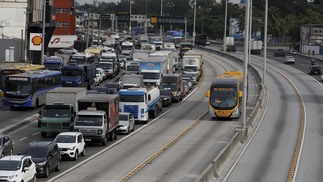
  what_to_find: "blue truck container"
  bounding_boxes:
[44,56,64,71]
[139,57,167,86]
[61,64,96,90]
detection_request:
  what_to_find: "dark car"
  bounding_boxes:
[104,83,120,94]
[92,86,108,94]
[226,45,236,52]
[160,89,172,107]
[86,90,99,95]
[308,65,321,75]
[274,49,285,57]
[0,135,13,158]
[20,141,61,177]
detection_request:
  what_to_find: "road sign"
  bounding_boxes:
[193,32,196,36]
[151,17,157,23]
[102,14,111,21]
[155,16,185,25]
[117,12,130,22]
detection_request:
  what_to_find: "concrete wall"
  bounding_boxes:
[0,39,25,62]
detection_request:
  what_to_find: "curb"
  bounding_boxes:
[0,114,39,135]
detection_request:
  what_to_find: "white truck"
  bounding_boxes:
[149,51,175,74]
[141,43,156,52]
[163,42,176,50]
[250,39,263,54]
[102,37,115,48]
[125,60,142,75]
[183,50,203,80]
[137,34,149,47]
[149,36,163,50]
[224,37,234,45]
[119,75,143,89]
[121,41,134,60]
[139,57,167,87]
[40,87,87,137]
[118,86,161,124]
[182,55,202,80]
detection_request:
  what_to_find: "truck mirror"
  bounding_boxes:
[238,91,243,98]
[202,62,204,65]
[206,90,210,97]
[148,95,151,101]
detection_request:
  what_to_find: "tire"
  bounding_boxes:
[153,109,157,118]
[114,129,117,140]
[109,131,114,141]
[32,174,37,182]
[73,150,78,161]
[41,132,46,138]
[55,160,61,171]
[81,147,86,156]
[44,165,50,178]
[131,123,135,131]
[126,127,130,135]
[102,136,107,146]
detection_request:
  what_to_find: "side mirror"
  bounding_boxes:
[238,91,243,98]
[206,90,210,97]
[24,167,30,172]
[202,62,204,65]
[148,95,151,101]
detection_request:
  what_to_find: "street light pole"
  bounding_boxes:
[145,0,147,35]
[263,0,268,84]
[193,0,196,45]
[41,0,46,65]
[224,0,227,45]
[248,0,253,64]
[160,0,162,37]
[130,0,132,35]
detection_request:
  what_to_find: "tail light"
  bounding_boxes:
[320,69,321,71]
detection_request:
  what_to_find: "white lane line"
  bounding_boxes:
[19,137,27,141]
[33,132,40,136]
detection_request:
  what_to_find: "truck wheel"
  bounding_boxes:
[102,136,107,146]
[114,129,117,140]
[41,132,46,138]
[110,131,114,141]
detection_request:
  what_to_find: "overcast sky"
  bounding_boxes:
[76,0,241,5]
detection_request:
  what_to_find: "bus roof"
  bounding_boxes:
[70,52,94,58]
[7,64,45,71]
[212,71,243,87]
[84,46,103,54]
[8,70,61,78]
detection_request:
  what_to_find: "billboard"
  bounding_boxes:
[0,8,26,39]
[29,33,43,51]
[48,35,78,48]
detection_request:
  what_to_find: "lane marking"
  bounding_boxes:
[19,137,27,141]
[33,132,40,136]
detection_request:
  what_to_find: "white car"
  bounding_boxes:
[0,155,37,182]
[117,112,135,135]
[54,132,86,161]
[58,48,78,54]
[289,50,298,54]
[284,56,295,64]
[96,68,106,84]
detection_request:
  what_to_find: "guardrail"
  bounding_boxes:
[194,46,267,182]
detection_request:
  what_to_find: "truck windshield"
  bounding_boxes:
[75,115,103,126]
[5,80,31,97]
[44,63,62,70]
[184,66,198,72]
[69,59,86,65]
[62,69,82,77]
[44,108,70,117]
[127,65,139,71]
[141,40,148,43]
[210,87,237,110]
[120,95,144,102]
[98,63,112,69]
[142,73,159,79]
[122,47,133,50]
[160,82,177,91]
[101,57,116,62]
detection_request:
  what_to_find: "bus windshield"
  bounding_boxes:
[122,47,133,50]
[160,82,177,91]
[5,79,31,97]
[120,95,144,102]
[142,73,159,79]
[61,69,82,77]
[210,87,237,110]
[44,63,62,71]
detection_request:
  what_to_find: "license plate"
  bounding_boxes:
[85,138,91,141]
[14,105,18,107]
[60,151,64,154]
[315,71,318,73]
[221,114,226,116]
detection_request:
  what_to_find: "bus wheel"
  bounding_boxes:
[33,99,39,110]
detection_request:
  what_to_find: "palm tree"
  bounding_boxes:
[267,6,281,38]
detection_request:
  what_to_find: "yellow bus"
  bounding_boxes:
[0,64,45,90]
[205,71,243,119]
[84,46,104,63]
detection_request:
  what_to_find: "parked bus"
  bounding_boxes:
[3,70,62,109]
[84,46,104,63]
[205,71,243,119]
[166,31,182,42]
[0,64,45,90]
[69,52,95,65]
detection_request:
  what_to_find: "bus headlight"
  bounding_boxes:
[208,106,214,114]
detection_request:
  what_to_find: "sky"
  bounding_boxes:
[76,0,241,5]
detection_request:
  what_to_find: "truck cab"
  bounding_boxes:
[61,64,96,89]
[44,56,64,71]
[149,36,163,51]
[121,41,134,60]
[98,62,116,79]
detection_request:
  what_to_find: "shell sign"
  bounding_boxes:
[29,33,43,51]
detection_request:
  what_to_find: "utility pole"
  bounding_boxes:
[193,0,196,45]
[98,13,101,45]
[130,0,132,35]
[160,0,162,37]
[91,12,94,46]
[86,10,90,48]
[224,0,227,45]
[41,0,46,65]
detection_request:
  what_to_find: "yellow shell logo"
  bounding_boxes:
[32,36,42,45]
[91,102,96,107]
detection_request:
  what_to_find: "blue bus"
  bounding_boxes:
[3,70,62,109]
[166,31,182,42]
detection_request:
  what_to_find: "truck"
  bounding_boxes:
[102,37,115,48]
[119,75,143,89]
[172,50,179,71]
[40,87,87,137]
[121,41,134,60]
[183,50,203,80]
[163,42,176,50]
[224,36,234,45]
[140,57,167,87]
[250,39,263,54]
[149,51,174,74]
[137,34,149,48]
[160,74,183,103]
[125,60,142,75]
[61,64,96,90]
[141,43,156,52]
[118,86,161,123]
[74,94,120,145]
[149,36,163,50]
[100,52,119,76]
[44,56,64,71]
[195,34,207,46]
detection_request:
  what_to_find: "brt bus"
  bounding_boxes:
[69,52,95,65]
[205,71,243,119]
[84,46,104,63]
[0,64,45,90]
[3,70,62,109]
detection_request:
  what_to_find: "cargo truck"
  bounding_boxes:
[44,56,64,71]
[250,39,263,54]
[40,87,87,137]
[137,34,149,48]
[224,37,234,45]
[61,64,96,90]
[149,36,163,50]
[195,34,207,46]
[140,57,167,87]
[119,75,143,89]
[182,50,203,80]
[149,51,174,74]
[74,94,120,145]
[118,86,161,123]
[160,74,183,103]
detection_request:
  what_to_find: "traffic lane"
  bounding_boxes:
[223,55,303,181]
[127,53,255,182]
[47,51,215,182]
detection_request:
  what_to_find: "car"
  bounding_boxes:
[274,49,285,57]
[0,155,37,182]
[183,80,189,95]
[226,45,236,52]
[183,73,197,84]
[86,90,99,95]
[160,89,172,107]
[20,141,61,177]
[122,30,127,34]
[54,132,86,161]
[96,68,107,81]
[58,48,78,54]
[118,55,127,62]
[205,41,210,46]
[121,52,133,60]
[220,45,227,51]
[95,68,105,84]
[117,112,135,135]
[284,56,295,64]
[92,86,109,94]
[104,82,121,94]
[182,77,193,90]
[0,135,13,158]
[308,65,321,75]
[289,50,298,54]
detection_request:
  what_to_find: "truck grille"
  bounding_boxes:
[48,123,61,128]
[124,105,139,119]
[79,129,97,134]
